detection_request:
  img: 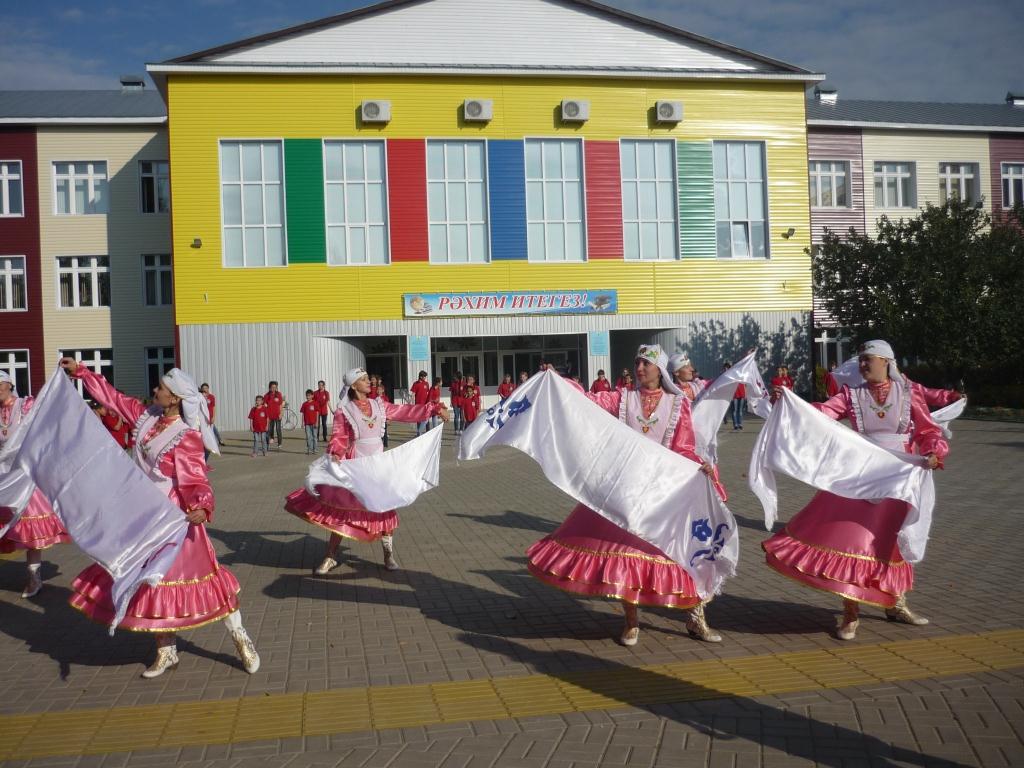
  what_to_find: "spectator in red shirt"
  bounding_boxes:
[428,377,443,429]
[770,365,795,404]
[720,362,747,431]
[263,381,285,450]
[300,389,320,454]
[92,402,131,449]
[313,380,332,442]
[589,369,611,393]
[449,371,465,434]
[248,396,269,457]
[824,362,840,398]
[410,370,431,435]
[461,375,482,425]
[614,367,631,389]
[497,374,515,400]
[617,372,635,391]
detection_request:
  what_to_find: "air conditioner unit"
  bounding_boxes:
[360,100,391,123]
[463,99,493,122]
[655,100,683,123]
[560,99,590,122]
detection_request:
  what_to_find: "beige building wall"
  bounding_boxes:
[861,130,991,236]
[37,126,173,396]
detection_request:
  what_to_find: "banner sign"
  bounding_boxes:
[403,290,617,318]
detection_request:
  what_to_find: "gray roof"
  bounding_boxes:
[0,90,166,123]
[807,99,1024,132]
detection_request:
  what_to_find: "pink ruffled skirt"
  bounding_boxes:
[0,491,71,553]
[285,487,397,543]
[762,490,913,608]
[526,504,701,609]
[70,523,240,632]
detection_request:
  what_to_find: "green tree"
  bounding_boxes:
[813,199,1024,385]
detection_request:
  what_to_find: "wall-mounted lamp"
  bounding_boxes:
[781,227,796,239]
[191,238,202,249]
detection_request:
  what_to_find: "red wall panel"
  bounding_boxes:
[584,140,624,260]
[989,134,1024,223]
[386,139,428,263]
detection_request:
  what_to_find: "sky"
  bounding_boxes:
[0,0,1018,103]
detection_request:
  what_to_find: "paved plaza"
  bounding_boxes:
[0,416,1022,767]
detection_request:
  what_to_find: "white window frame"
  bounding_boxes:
[142,253,173,307]
[61,348,113,396]
[0,349,30,397]
[56,255,110,309]
[145,346,176,391]
[525,138,586,263]
[219,140,288,268]
[0,256,27,312]
[873,161,916,209]
[619,138,679,261]
[938,162,980,206]
[0,161,24,217]
[1001,162,1024,209]
[713,140,769,260]
[139,160,171,214]
[809,160,851,209]
[322,139,391,266]
[53,161,109,215]
[426,139,490,264]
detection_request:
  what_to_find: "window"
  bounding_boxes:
[220,141,286,267]
[0,257,26,311]
[873,162,916,208]
[713,141,768,259]
[142,254,172,306]
[809,161,850,208]
[54,161,108,215]
[324,141,389,265]
[938,163,979,205]
[1002,163,1024,208]
[620,140,678,260]
[61,349,113,396]
[526,139,585,262]
[146,346,175,391]
[0,161,23,216]
[0,350,29,396]
[57,256,110,308]
[427,141,489,263]
[140,160,170,213]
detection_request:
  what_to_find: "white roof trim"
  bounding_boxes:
[808,119,1024,134]
[148,62,822,82]
[0,117,166,125]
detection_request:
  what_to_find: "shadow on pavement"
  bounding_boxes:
[447,509,558,533]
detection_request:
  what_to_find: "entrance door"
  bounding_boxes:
[437,353,484,388]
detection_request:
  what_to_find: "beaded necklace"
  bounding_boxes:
[635,388,663,433]
[865,380,893,419]
[353,398,377,430]
[140,414,182,456]
[0,398,13,439]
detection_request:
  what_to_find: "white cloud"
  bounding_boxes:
[0,41,115,89]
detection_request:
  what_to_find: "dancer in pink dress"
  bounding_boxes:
[0,372,71,598]
[286,367,448,574]
[59,358,260,678]
[668,353,707,402]
[762,340,946,640]
[526,345,725,647]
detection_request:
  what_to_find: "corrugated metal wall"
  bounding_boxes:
[487,139,528,260]
[677,140,715,258]
[387,139,429,263]
[583,140,623,259]
[989,134,1024,222]
[807,128,866,244]
[284,139,326,263]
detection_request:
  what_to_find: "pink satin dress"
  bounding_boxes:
[526,387,725,609]
[69,368,240,632]
[0,397,72,553]
[762,378,948,608]
[286,397,440,541]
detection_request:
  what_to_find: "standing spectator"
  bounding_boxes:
[248,396,269,457]
[92,402,131,449]
[461,375,482,425]
[617,372,635,391]
[497,373,515,400]
[313,380,332,442]
[264,381,285,450]
[614,367,631,389]
[410,370,431,435]
[428,376,443,429]
[722,362,746,430]
[824,362,840,398]
[373,376,392,446]
[770,365,795,403]
[517,371,529,388]
[590,369,611,393]
[449,371,465,434]
[300,389,319,454]
[199,383,224,447]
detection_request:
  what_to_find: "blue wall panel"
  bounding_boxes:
[487,140,528,261]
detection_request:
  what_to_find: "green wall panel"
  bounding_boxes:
[677,141,716,259]
[285,139,326,264]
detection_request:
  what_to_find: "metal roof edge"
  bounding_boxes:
[0,117,167,125]
[807,119,1024,133]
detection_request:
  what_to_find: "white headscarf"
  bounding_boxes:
[162,368,219,456]
[635,344,684,396]
[667,353,691,375]
[859,340,901,381]
[339,367,369,409]
[0,370,15,398]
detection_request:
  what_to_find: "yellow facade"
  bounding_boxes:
[167,75,812,325]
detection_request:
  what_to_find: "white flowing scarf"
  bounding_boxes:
[691,351,772,463]
[459,370,739,599]
[749,388,935,563]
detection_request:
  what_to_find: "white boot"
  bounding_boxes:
[837,599,860,640]
[314,556,339,575]
[142,644,179,678]
[225,611,260,674]
[21,563,42,599]
[886,595,929,626]
[686,602,723,643]
[381,535,399,571]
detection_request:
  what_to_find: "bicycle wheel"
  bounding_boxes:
[282,407,299,431]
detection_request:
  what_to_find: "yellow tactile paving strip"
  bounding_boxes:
[1,629,1021,760]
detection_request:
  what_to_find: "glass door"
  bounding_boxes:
[437,353,484,388]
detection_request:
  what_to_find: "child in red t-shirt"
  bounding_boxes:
[248,396,269,457]
[410,371,431,436]
[313,380,332,442]
[428,377,442,429]
[300,389,320,454]
[461,375,482,425]
[263,381,285,450]
[497,374,515,400]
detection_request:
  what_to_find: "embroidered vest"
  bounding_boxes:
[618,389,683,449]
[342,398,386,457]
[132,408,191,495]
[0,397,25,446]
[848,376,912,452]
